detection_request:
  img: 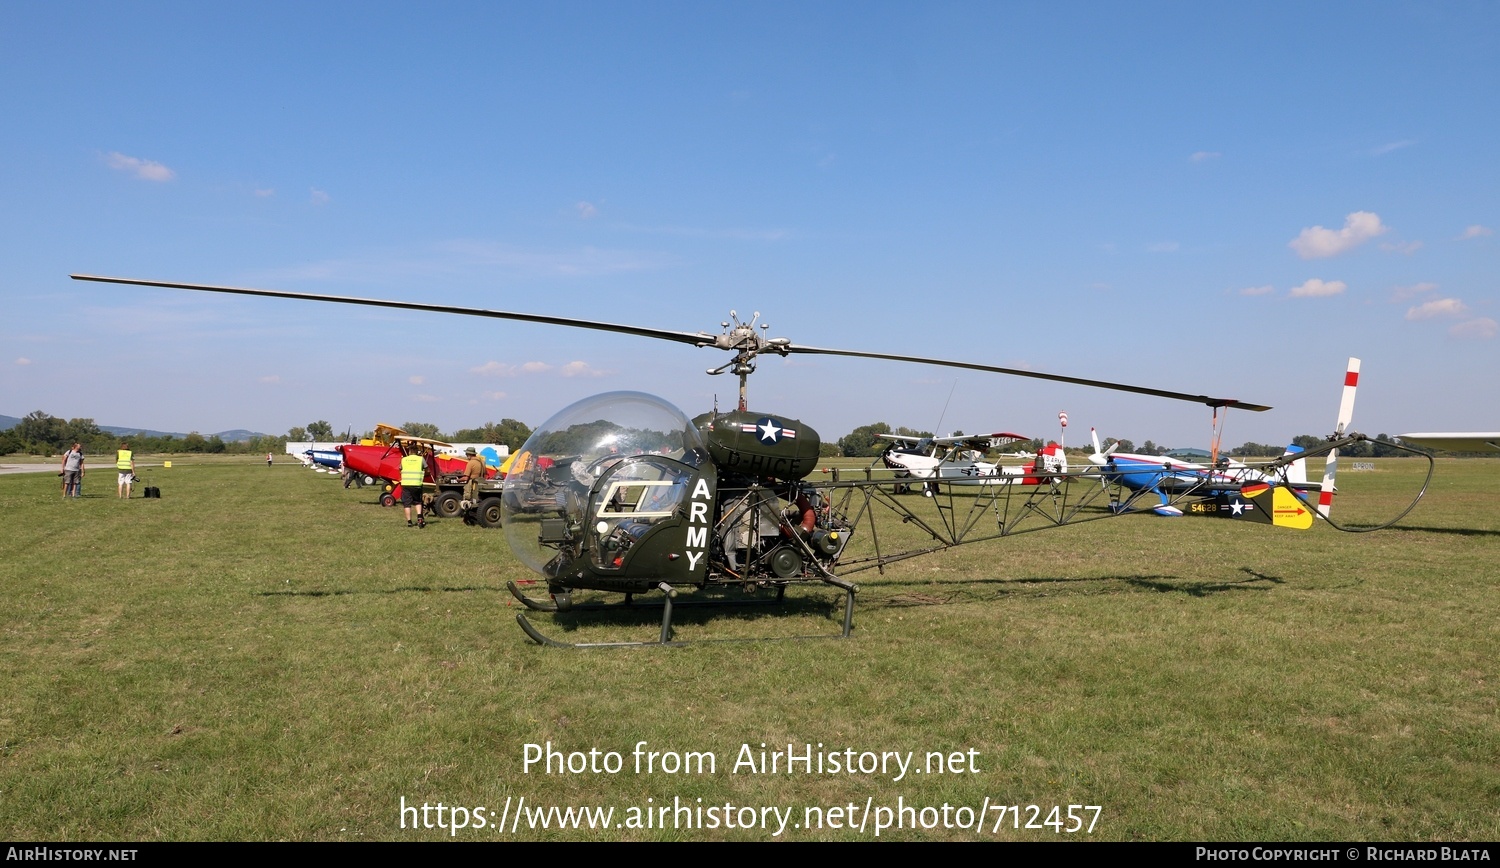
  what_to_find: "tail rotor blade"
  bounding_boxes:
[1317,358,1360,518]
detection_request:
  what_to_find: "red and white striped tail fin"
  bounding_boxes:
[1317,357,1361,518]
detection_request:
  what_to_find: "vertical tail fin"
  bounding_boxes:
[1282,444,1307,486]
[1316,358,1360,518]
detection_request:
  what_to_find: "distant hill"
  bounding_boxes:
[1,413,269,442]
[97,424,192,440]
[209,429,269,443]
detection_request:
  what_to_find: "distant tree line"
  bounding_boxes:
[1231,434,1409,459]
[0,410,1462,461]
[0,411,535,456]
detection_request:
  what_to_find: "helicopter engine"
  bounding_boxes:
[714,484,847,581]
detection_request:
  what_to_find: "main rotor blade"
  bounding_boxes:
[788,344,1272,411]
[69,274,711,347]
[72,273,1272,411]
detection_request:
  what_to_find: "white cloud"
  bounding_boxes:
[1460,225,1493,240]
[1288,211,1388,259]
[559,361,612,377]
[482,390,508,401]
[1405,298,1468,320]
[1391,282,1438,301]
[470,360,555,377]
[1380,240,1422,255]
[1288,279,1347,298]
[258,374,280,383]
[576,201,598,219]
[1239,285,1275,296]
[254,188,275,198]
[1371,139,1416,155]
[1450,318,1497,339]
[1189,151,1221,162]
[414,394,440,403]
[15,357,31,366]
[310,188,330,205]
[1147,241,1179,253]
[105,151,175,182]
[408,375,425,385]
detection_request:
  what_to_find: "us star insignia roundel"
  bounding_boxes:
[742,417,796,444]
[1220,484,1314,530]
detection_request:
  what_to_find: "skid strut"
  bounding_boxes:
[512,579,858,648]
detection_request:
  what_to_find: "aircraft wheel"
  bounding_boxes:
[379,492,397,508]
[434,491,462,518]
[476,496,504,528]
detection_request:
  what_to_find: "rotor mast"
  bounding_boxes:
[700,310,791,411]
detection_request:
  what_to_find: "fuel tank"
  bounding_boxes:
[694,410,821,481]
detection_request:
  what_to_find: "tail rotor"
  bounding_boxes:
[1316,358,1360,518]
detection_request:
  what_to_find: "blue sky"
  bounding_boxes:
[3,1,1496,448]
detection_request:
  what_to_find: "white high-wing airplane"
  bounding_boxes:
[1396,433,1500,453]
[879,431,1066,487]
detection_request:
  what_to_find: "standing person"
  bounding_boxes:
[266,452,274,467]
[60,443,85,498]
[461,447,485,504]
[116,442,135,499]
[400,446,426,528]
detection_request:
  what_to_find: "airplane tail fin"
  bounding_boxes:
[1281,444,1307,487]
[1315,358,1360,518]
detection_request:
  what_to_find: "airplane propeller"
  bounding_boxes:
[1088,427,1120,465]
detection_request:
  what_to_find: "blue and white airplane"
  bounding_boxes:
[1086,359,1362,521]
[300,449,346,472]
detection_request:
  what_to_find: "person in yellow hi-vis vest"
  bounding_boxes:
[116,442,135,499]
[400,448,427,528]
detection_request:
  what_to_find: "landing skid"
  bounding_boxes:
[510,579,858,648]
[506,580,685,613]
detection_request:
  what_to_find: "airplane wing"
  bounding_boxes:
[880,431,1029,450]
[931,432,1030,450]
[878,434,927,444]
[1397,432,1500,453]
[394,435,457,449]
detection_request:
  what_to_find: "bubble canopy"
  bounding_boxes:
[501,392,705,577]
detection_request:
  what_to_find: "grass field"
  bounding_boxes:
[1,455,1495,840]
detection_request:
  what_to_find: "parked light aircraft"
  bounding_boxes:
[880,432,1066,489]
[1086,359,1364,523]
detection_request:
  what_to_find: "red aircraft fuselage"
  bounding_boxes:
[339,444,490,498]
